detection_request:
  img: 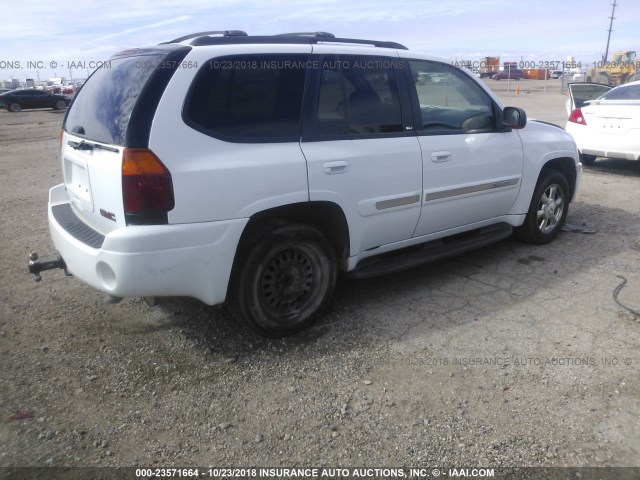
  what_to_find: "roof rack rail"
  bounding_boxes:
[321,36,407,50]
[163,30,248,44]
[189,34,407,50]
[275,32,336,38]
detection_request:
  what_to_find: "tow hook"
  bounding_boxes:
[28,252,70,282]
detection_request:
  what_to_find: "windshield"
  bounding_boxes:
[612,52,636,63]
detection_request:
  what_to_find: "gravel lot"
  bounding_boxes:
[1,80,639,477]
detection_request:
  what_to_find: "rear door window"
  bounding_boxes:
[184,54,309,142]
[315,55,404,136]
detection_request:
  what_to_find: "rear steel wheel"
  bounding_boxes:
[233,223,336,337]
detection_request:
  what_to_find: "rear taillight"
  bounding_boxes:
[568,108,587,125]
[122,148,174,225]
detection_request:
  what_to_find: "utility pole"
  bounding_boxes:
[603,0,618,63]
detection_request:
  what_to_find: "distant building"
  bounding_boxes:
[0,79,21,89]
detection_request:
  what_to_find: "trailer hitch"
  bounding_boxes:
[28,252,71,282]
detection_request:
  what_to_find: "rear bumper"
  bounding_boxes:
[580,147,640,161]
[48,184,247,305]
[567,125,640,161]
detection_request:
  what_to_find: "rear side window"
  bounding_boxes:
[64,54,163,145]
[184,55,309,141]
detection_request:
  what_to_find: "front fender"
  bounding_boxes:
[509,121,581,215]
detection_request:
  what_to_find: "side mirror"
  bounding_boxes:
[503,106,527,129]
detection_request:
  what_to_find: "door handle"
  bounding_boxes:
[323,161,349,174]
[431,151,452,163]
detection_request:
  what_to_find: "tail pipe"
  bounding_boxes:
[28,252,70,282]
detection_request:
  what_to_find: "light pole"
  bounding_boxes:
[603,0,618,63]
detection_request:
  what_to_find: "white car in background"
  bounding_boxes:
[566,81,640,165]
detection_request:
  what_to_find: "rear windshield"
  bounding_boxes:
[599,84,640,101]
[64,54,163,145]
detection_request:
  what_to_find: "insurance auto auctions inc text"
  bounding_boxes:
[207,467,495,478]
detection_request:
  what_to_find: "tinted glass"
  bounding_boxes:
[409,60,495,132]
[316,56,403,135]
[64,54,163,145]
[185,55,308,140]
[600,84,640,100]
[569,84,612,109]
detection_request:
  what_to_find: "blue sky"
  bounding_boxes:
[1,0,639,81]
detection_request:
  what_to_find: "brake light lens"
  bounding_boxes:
[122,148,174,225]
[568,108,586,125]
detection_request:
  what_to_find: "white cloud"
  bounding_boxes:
[1,0,639,80]
[90,15,192,42]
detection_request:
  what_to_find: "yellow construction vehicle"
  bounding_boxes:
[587,50,639,86]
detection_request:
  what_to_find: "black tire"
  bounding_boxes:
[514,171,569,245]
[232,223,337,337]
[596,73,610,85]
[580,153,597,166]
[9,103,21,113]
[54,100,67,110]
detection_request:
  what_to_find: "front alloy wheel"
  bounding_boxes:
[514,170,569,244]
[536,184,564,234]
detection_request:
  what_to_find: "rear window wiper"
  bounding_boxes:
[67,140,119,153]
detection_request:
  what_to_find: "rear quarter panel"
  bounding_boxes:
[148,45,313,225]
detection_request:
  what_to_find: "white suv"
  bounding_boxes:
[38,31,581,336]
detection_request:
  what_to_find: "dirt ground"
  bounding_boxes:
[1,79,639,478]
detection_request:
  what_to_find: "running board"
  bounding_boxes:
[349,223,513,279]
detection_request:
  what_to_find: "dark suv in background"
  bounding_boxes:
[492,69,524,80]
